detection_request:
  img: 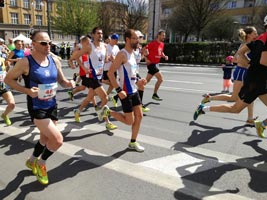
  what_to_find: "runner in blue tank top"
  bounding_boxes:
[5,31,75,185]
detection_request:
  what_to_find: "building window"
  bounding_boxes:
[23,0,30,9]
[227,1,237,9]
[36,15,42,26]
[25,30,31,38]
[241,16,251,24]
[24,14,31,25]
[11,13,19,24]
[35,0,44,10]
[10,0,17,7]
[162,8,171,17]
[263,0,267,5]
[12,30,19,38]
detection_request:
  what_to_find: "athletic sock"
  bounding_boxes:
[202,106,210,112]
[31,141,45,161]
[39,148,54,164]
[130,139,136,143]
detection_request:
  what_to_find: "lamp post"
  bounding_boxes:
[152,0,156,40]
[47,0,51,38]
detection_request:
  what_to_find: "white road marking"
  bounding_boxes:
[0,123,251,200]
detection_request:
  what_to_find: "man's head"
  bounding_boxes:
[31,31,51,55]
[110,33,119,45]
[124,29,138,50]
[157,30,166,42]
[92,27,103,42]
[0,38,4,44]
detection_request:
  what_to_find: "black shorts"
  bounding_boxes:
[29,105,58,122]
[238,80,267,104]
[0,88,9,96]
[147,63,160,75]
[88,78,102,89]
[102,71,117,81]
[120,92,141,113]
[81,76,90,88]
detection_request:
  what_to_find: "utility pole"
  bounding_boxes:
[152,0,156,40]
[47,0,51,38]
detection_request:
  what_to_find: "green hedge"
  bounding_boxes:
[162,42,240,64]
[119,42,240,64]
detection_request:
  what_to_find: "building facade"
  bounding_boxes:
[148,0,267,43]
[0,0,76,43]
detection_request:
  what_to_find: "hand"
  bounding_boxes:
[28,87,39,98]
[164,56,168,61]
[118,90,127,100]
[68,80,76,88]
[136,78,147,88]
[68,60,76,69]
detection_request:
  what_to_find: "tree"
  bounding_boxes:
[52,0,100,40]
[118,0,148,33]
[202,15,235,41]
[169,0,226,41]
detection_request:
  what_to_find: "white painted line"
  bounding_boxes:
[162,80,203,84]
[160,70,220,76]
[145,85,215,94]
[0,124,252,200]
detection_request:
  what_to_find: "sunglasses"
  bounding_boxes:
[34,40,52,46]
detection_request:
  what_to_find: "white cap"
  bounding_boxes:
[264,15,267,26]
[135,30,144,37]
[0,38,4,42]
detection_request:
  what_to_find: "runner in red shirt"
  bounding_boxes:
[145,30,168,101]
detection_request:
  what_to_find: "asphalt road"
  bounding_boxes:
[0,62,267,200]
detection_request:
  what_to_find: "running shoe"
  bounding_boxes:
[111,96,118,108]
[67,91,74,101]
[152,93,163,101]
[246,116,258,126]
[94,106,100,112]
[98,105,110,121]
[36,162,49,185]
[1,114,11,126]
[193,104,205,120]
[142,105,150,112]
[74,109,80,123]
[106,122,118,130]
[73,73,77,82]
[255,121,265,138]
[201,94,210,104]
[128,142,145,152]
[25,158,37,175]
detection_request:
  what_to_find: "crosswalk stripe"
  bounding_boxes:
[0,123,251,200]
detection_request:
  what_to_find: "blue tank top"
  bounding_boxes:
[13,49,24,59]
[24,55,58,110]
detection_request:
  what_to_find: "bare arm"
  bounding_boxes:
[237,44,250,67]
[108,51,127,99]
[4,58,39,98]
[53,57,75,88]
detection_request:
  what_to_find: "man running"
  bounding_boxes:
[145,30,168,101]
[69,27,117,130]
[4,31,75,185]
[104,29,146,152]
[193,16,267,138]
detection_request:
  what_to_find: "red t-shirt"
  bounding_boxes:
[79,54,88,77]
[146,40,164,64]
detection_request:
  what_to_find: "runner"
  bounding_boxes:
[193,18,267,138]
[145,30,168,101]
[134,30,150,112]
[4,31,75,185]
[0,56,15,126]
[69,27,117,130]
[199,26,258,126]
[105,29,146,152]
[102,33,120,102]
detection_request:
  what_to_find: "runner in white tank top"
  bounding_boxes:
[100,29,146,152]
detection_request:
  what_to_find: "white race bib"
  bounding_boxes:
[38,82,58,100]
[0,71,6,82]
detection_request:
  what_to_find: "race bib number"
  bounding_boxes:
[0,71,6,82]
[95,65,103,79]
[38,82,58,100]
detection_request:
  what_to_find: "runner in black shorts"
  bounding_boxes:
[193,19,267,139]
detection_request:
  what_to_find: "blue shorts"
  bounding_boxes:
[233,66,247,81]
